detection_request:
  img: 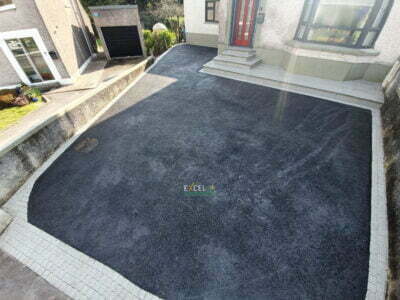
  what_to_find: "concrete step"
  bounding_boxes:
[222,49,256,60]
[213,55,262,69]
[226,46,257,54]
[201,61,383,109]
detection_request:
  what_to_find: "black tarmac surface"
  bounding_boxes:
[29,45,372,299]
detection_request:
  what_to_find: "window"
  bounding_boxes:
[5,38,54,83]
[205,0,219,23]
[295,0,394,48]
[0,0,12,7]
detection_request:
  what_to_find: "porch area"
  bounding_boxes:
[201,46,385,109]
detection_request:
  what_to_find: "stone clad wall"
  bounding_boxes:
[381,57,400,298]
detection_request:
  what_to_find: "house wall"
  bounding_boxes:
[0,0,69,88]
[0,45,20,87]
[217,0,400,82]
[34,0,94,80]
[184,0,219,48]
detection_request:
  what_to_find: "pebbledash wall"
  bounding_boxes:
[0,0,94,88]
[35,0,95,81]
[185,0,400,82]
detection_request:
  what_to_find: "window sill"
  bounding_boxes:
[204,21,219,24]
[285,40,380,57]
[0,4,16,12]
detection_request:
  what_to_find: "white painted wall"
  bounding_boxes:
[184,0,219,35]
[254,0,304,49]
[374,0,400,64]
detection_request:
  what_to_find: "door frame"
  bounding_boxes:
[230,0,259,48]
[0,28,62,86]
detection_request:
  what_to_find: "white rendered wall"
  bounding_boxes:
[184,0,219,35]
[374,0,400,65]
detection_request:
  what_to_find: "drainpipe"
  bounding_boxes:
[68,0,95,55]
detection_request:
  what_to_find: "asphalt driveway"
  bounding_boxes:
[29,45,372,299]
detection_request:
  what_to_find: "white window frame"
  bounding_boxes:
[0,28,62,86]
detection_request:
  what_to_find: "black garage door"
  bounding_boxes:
[101,26,143,58]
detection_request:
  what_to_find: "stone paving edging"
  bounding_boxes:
[365,109,388,300]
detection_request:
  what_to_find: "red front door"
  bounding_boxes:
[232,0,257,47]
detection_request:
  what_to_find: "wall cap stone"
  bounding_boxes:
[285,40,380,57]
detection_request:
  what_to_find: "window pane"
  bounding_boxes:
[307,28,362,45]
[362,31,377,47]
[0,0,12,6]
[207,9,214,21]
[20,37,40,53]
[30,52,54,81]
[297,25,306,39]
[313,0,374,28]
[308,28,352,44]
[372,0,390,28]
[296,0,393,48]
[15,55,42,83]
[5,38,54,83]
[303,0,315,21]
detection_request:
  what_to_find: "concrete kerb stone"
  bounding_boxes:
[0,209,12,235]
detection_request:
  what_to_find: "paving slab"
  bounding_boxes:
[0,249,70,300]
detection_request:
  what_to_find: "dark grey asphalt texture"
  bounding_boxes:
[29,45,372,300]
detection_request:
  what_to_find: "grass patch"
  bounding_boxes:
[0,100,43,131]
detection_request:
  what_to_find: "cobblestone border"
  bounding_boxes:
[365,109,388,300]
[0,45,388,299]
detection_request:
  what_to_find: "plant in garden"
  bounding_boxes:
[143,29,155,56]
[143,29,177,56]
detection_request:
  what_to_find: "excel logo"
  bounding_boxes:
[183,183,216,196]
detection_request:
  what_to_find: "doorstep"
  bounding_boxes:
[201,60,384,110]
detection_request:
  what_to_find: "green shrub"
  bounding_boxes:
[143,29,155,56]
[22,86,43,102]
[143,29,177,57]
[152,30,177,56]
